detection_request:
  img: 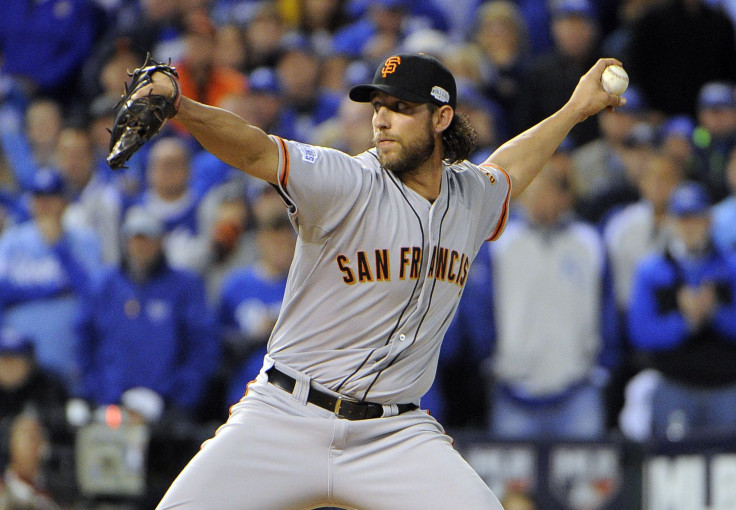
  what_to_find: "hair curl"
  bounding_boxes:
[436,110,478,164]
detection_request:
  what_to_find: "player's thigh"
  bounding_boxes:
[334,413,502,510]
[157,394,331,510]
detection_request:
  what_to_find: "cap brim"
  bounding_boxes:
[349,84,430,104]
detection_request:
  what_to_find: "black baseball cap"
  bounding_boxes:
[349,53,457,109]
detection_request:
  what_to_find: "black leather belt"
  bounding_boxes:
[266,367,417,420]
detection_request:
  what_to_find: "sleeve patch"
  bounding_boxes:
[295,142,319,164]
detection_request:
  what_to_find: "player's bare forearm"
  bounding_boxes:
[176,98,280,184]
[487,107,581,198]
[485,58,626,198]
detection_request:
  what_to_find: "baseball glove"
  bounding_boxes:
[106,53,181,169]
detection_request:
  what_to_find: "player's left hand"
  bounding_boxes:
[106,53,181,170]
[566,58,627,123]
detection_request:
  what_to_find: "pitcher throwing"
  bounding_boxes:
[123,53,626,509]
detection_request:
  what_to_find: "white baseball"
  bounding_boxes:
[601,65,629,96]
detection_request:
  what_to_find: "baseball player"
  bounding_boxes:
[142,54,625,509]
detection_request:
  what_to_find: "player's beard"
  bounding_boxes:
[374,121,435,177]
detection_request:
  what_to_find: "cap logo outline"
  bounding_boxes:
[382,56,401,78]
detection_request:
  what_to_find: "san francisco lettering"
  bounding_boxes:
[336,246,470,287]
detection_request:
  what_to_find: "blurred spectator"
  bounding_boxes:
[312,96,375,154]
[515,0,602,147]
[514,0,568,56]
[572,86,648,215]
[399,27,450,57]
[211,0,271,28]
[601,0,661,61]
[175,10,248,109]
[332,0,413,61]
[55,127,124,266]
[0,98,63,193]
[0,141,21,234]
[274,36,341,142]
[690,81,736,201]
[197,183,258,305]
[77,206,219,422]
[110,0,185,65]
[602,153,684,428]
[242,2,288,70]
[472,0,531,140]
[0,188,21,239]
[627,181,736,440]
[0,412,61,510]
[604,154,685,315]
[241,67,297,140]
[214,23,249,72]
[0,169,103,393]
[432,0,484,41]
[345,0,451,34]
[658,114,697,177]
[442,42,485,86]
[219,187,296,409]
[0,328,67,435]
[134,137,209,272]
[0,0,101,108]
[456,155,618,440]
[455,81,502,164]
[712,147,736,254]
[626,0,736,118]
[320,52,354,96]
[296,0,351,56]
[81,37,147,108]
[578,119,659,225]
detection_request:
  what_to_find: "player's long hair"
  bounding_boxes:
[437,110,478,164]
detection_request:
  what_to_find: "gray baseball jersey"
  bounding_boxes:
[157,137,510,510]
[269,136,511,405]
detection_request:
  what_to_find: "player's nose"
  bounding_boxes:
[372,106,390,129]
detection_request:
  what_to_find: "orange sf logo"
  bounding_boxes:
[382,56,401,78]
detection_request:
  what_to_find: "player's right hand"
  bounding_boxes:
[567,58,627,122]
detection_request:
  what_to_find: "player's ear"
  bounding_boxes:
[434,105,454,134]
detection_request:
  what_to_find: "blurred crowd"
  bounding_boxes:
[1,0,736,507]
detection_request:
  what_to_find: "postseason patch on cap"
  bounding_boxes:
[431,86,450,104]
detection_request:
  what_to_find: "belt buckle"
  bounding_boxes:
[334,396,344,416]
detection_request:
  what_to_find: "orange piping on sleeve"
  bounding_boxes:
[277,136,290,189]
[481,163,512,242]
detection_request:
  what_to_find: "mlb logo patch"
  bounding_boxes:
[295,143,319,164]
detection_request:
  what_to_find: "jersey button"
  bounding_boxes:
[399,334,406,341]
